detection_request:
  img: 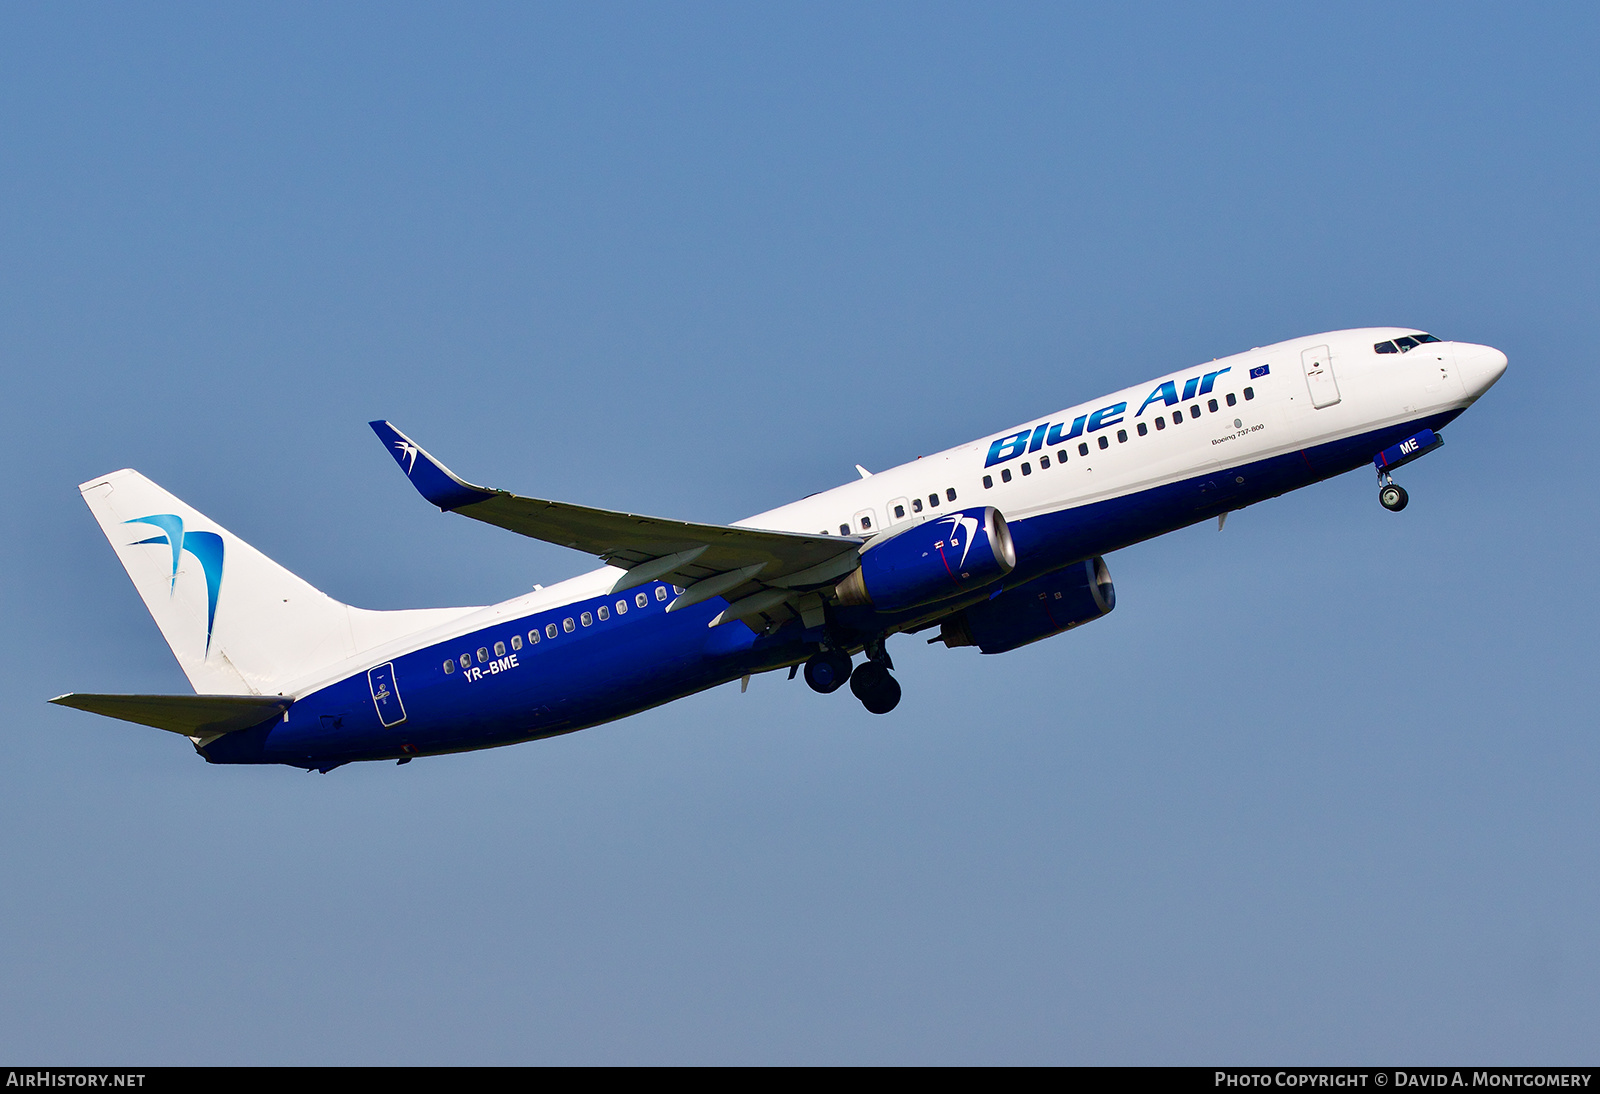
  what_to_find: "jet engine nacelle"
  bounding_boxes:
[834,507,1016,612]
[935,556,1115,654]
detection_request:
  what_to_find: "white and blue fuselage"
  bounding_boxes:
[59,328,1507,771]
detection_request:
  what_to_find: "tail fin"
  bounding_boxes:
[80,469,477,695]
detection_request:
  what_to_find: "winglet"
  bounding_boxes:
[369,421,497,511]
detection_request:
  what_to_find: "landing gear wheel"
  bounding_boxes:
[1379,483,1409,512]
[803,650,853,694]
[849,661,902,714]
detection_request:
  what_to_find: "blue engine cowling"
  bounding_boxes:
[834,507,1017,612]
[934,556,1115,654]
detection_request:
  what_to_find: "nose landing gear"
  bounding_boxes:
[1372,429,1443,513]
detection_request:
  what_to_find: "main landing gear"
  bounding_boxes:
[849,660,902,715]
[803,649,852,694]
[802,637,902,714]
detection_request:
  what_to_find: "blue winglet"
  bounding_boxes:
[369,421,498,511]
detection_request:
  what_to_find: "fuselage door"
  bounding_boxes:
[1301,345,1340,408]
[368,662,407,727]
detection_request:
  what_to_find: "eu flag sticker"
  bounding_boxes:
[1249,364,1270,379]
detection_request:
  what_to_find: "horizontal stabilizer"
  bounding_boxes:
[50,693,292,738]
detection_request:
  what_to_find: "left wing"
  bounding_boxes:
[369,421,863,627]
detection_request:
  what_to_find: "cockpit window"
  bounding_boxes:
[1375,333,1441,355]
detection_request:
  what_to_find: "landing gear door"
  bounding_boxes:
[368,662,407,727]
[1301,345,1340,409]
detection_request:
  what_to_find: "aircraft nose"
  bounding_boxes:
[1456,343,1509,398]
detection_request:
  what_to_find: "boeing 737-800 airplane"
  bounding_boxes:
[53,328,1507,772]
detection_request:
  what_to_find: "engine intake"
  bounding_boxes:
[834,506,1016,612]
[935,556,1115,654]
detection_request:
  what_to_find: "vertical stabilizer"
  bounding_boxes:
[80,469,476,695]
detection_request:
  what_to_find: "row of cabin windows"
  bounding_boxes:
[981,387,1256,488]
[824,487,960,536]
[442,583,673,673]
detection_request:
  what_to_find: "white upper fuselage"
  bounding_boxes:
[276,327,1508,697]
[747,327,1505,536]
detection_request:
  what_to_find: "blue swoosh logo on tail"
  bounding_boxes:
[125,515,225,653]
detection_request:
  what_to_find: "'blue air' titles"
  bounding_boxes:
[985,367,1232,467]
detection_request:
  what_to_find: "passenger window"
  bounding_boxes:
[598,605,609,621]
[1116,429,1127,443]
[1156,417,1165,430]
[1057,449,1069,462]
[1098,435,1109,450]
[581,611,593,626]
[1020,462,1031,476]
[1039,455,1050,468]
[1208,399,1218,413]
[494,641,506,657]
[894,504,905,518]
[1001,468,1012,483]
[1375,341,1398,354]
[912,497,923,512]
[839,524,849,535]
[511,634,522,651]
[637,592,650,608]
[563,618,575,633]
[929,493,940,507]
[859,515,872,530]
[1226,392,1237,407]
[616,599,627,614]
[460,655,471,670]
[1137,422,1148,436]
[673,585,685,594]
[1078,442,1089,456]
[546,623,558,639]
[983,475,993,489]
[530,629,541,645]
[656,586,668,601]
[1190,404,1201,417]
[946,488,957,501]
[444,660,455,674]
[477,647,489,663]
[1173,410,1183,423]
[1244,387,1254,400]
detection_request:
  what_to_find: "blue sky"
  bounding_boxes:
[2,2,1596,1063]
